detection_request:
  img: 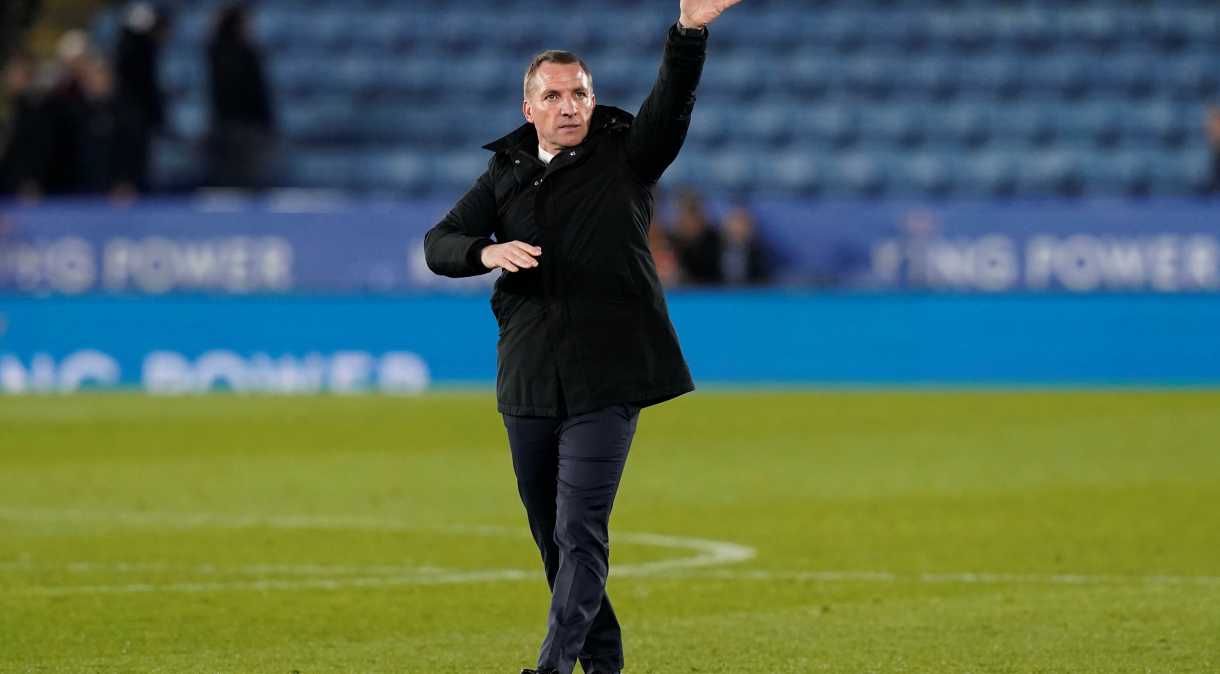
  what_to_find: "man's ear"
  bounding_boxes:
[522,99,533,124]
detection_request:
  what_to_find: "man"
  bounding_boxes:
[424,1,743,672]
[207,3,276,189]
[0,52,47,199]
[113,2,171,195]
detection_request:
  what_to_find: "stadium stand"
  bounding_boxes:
[84,0,1220,198]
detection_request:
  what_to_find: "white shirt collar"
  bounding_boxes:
[538,146,555,165]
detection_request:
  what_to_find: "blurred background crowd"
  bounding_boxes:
[1,1,274,200]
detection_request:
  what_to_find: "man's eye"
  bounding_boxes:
[546,93,558,100]
[576,92,587,98]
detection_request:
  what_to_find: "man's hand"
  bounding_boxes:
[481,241,542,272]
[679,0,743,29]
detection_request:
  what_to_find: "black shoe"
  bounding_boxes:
[519,669,558,674]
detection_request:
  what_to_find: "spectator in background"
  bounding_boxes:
[39,32,127,198]
[648,215,682,287]
[1207,106,1220,193]
[0,52,46,199]
[39,30,94,195]
[113,1,171,195]
[669,188,722,284]
[76,54,122,195]
[719,205,771,285]
[207,3,276,189]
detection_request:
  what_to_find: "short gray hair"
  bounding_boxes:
[522,50,592,100]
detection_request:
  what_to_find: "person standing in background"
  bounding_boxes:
[206,3,275,189]
[113,1,171,196]
[39,30,93,195]
[669,188,723,284]
[0,52,47,200]
[75,54,121,195]
[719,205,771,285]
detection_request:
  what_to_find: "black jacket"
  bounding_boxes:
[424,24,707,417]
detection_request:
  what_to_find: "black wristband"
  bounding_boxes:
[674,21,708,38]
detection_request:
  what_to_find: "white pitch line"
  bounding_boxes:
[0,559,452,577]
[676,569,1220,587]
[12,569,539,596]
[10,565,1220,597]
[6,507,1215,597]
[0,506,756,593]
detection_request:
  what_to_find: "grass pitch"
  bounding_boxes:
[1,390,1218,673]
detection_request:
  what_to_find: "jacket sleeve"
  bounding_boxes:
[626,23,708,184]
[423,160,498,277]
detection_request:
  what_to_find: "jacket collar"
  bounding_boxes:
[482,105,634,153]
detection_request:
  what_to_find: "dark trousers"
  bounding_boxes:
[503,403,640,674]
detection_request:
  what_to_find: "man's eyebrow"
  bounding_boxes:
[542,85,588,96]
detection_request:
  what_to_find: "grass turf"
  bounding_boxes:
[1,390,1218,673]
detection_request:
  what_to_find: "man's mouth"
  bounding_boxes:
[559,123,581,130]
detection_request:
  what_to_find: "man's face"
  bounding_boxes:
[523,62,595,153]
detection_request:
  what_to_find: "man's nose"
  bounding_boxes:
[559,97,576,114]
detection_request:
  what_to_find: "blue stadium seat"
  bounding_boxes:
[957,153,1019,197]
[699,55,756,100]
[995,104,1058,148]
[840,56,898,101]
[435,152,493,194]
[935,104,991,148]
[796,107,860,149]
[284,149,359,190]
[832,152,888,197]
[1122,104,1189,150]
[1168,56,1220,99]
[899,57,959,101]
[740,105,794,148]
[782,48,835,98]
[356,151,428,193]
[1018,151,1085,197]
[687,105,732,149]
[280,97,359,144]
[756,151,822,196]
[700,151,758,193]
[900,153,956,197]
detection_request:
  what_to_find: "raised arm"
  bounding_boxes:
[626,0,743,183]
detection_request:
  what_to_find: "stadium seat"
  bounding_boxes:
[756,151,822,196]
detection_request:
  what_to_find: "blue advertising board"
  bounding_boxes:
[2,292,1218,393]
[2,197,1219,294]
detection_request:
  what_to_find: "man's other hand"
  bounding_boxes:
[679,0,743,29]
[481,241,542,272]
